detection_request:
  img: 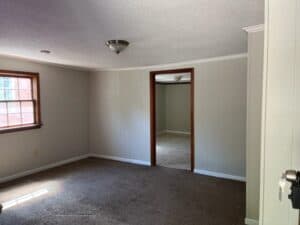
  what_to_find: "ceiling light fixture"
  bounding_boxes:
[175,76,182,81]
[105,40,129,54]
[40,50,51,54]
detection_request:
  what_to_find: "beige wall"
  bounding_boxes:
[0,54,247,185]
[89,70,150,162]
[195,58,246,177]
[0,55,247,180]
[246,30,264,222]
[156,84,191,133]
[89,56,247,177]
[156,84,166,133]
[165,84,190,133]
[0,56,90,178]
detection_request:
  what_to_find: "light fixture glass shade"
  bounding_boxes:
[175,75,182,81]
[105,40,129,54]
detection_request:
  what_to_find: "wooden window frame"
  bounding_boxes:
[0,70,42,134]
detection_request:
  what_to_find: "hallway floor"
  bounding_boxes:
[156,132,190,170]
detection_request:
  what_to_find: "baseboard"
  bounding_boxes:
[157,130,166,135]
[0,154,90,184]
[194,169,246,182]
[0,155,244,185]
[164,130,191,135]
[245,218,259,225]
[89,153,151,166]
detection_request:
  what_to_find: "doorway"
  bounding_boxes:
[150,68,194,171]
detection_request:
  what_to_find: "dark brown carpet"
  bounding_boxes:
[0,158,245,225]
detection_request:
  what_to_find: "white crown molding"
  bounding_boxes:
[89,154,151,166]
[0,154,90,184]
[95,53,248,72]
[243,24,264,33]
[194,169,246,182]
[0,52,248,73]
[245,218,259,225]
[0,53,92,72]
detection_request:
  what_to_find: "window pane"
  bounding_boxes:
[4,78,9,89]
[21,101,34,113]
[19,78,31,90]
[9,78,18,89]
[1,77,18,89]
[0,114,7,127]
[4,89,19,100]
[8,102,20,114]
[0,103,7,114]
[8,113,21,126]
[21,102,34,124]
[0,77,4,89]
[0,90,5,101]
[19,89,32,100]
[22,113,34,124]
[0,78,19,100]
[0,103,8,127]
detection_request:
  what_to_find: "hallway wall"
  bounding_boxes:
[156,84,166,133]
[165,84,190,133]
[156,84,190,133]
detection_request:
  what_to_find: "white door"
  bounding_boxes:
[260,0,300,224]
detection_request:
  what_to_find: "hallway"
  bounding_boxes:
[156,133,190,170]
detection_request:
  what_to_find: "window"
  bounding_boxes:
[0,70,42,133]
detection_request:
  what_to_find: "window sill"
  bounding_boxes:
[0,124,42,134]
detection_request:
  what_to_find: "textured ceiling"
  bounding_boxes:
[0,0,264,70]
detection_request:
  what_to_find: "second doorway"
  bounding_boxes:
[150,68,194,171]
